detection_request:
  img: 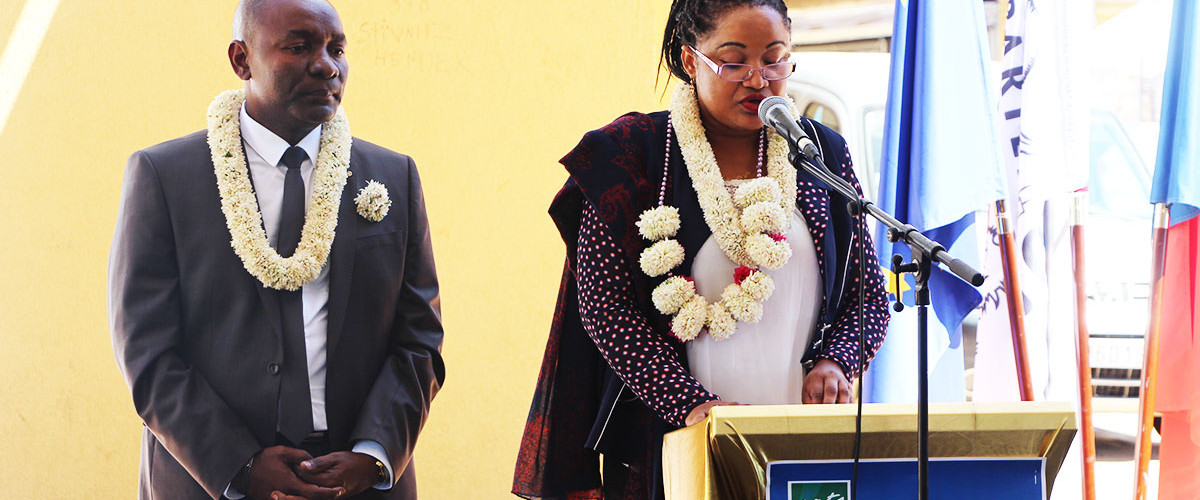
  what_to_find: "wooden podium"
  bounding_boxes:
[662,402,1077,499]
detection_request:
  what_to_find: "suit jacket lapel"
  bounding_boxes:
[325,158,359,358]
[252,273,284,341]
[796,176,838,320]
[239,143,284,342]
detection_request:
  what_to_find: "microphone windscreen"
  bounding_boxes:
[757,95,790,124]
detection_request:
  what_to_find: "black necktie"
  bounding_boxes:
[277,146,313,445]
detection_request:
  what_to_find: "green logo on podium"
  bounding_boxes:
[789,480,851,500]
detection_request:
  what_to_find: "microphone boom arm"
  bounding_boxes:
[787,145,984,288]
[756,94,982,286]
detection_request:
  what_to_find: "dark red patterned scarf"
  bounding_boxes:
[513,112,668,500]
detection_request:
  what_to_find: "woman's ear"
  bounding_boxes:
[680,46,698,82]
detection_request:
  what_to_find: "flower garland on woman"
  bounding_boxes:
[639,82,796,342]
[515,1,891,499]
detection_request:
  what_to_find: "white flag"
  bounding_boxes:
[974,0,1090,404]
[973,1,1092,498]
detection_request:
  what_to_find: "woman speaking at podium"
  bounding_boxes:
[515,1,889,498]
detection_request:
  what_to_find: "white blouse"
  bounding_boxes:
[686,183,824,404]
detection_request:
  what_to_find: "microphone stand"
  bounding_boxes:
[785,145,984,500]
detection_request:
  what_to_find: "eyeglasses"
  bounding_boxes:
[690,47,796,82]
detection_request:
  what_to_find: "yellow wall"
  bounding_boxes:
[0,1,672,497]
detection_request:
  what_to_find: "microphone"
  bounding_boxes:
[757,95,822,162]
[758,99,988,290]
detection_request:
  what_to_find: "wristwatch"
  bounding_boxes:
[373,458,388,484]
[233,454,255,492]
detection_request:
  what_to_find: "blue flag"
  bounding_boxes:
[864,0,1007,403]
[1148,4,1200,495]
[1150,0,1200,224]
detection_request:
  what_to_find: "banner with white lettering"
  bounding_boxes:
[973,1,1091,497]
[973,0,1089,405]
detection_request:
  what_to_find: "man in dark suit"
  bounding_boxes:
[108,0,444,498]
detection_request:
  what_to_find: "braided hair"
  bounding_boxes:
[660,0,791,84]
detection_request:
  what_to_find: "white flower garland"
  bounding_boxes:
[672,83,796,267]
[636,83,800,342]
[206,89,352,291]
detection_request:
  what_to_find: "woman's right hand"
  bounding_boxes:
[685,400,739,426]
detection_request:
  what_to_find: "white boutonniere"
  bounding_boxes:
[355,180,391,222]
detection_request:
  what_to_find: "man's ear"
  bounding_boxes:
[229,41,251,81]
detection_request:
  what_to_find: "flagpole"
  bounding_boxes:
[1070,192,1096,500]
[1134,203,1170,500]
[995,199,1034,400]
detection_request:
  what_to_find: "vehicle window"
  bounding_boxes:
[802,102,841,134]
[863,107,885,200]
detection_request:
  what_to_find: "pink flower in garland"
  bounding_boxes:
[770,232,787,242]
[733,265,755,285]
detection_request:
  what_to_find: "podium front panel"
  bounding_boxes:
[663,402,1076,500]
[766,458,1045,500]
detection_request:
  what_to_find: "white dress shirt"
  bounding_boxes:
[240,105,331,432]
[225,105,392,498]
